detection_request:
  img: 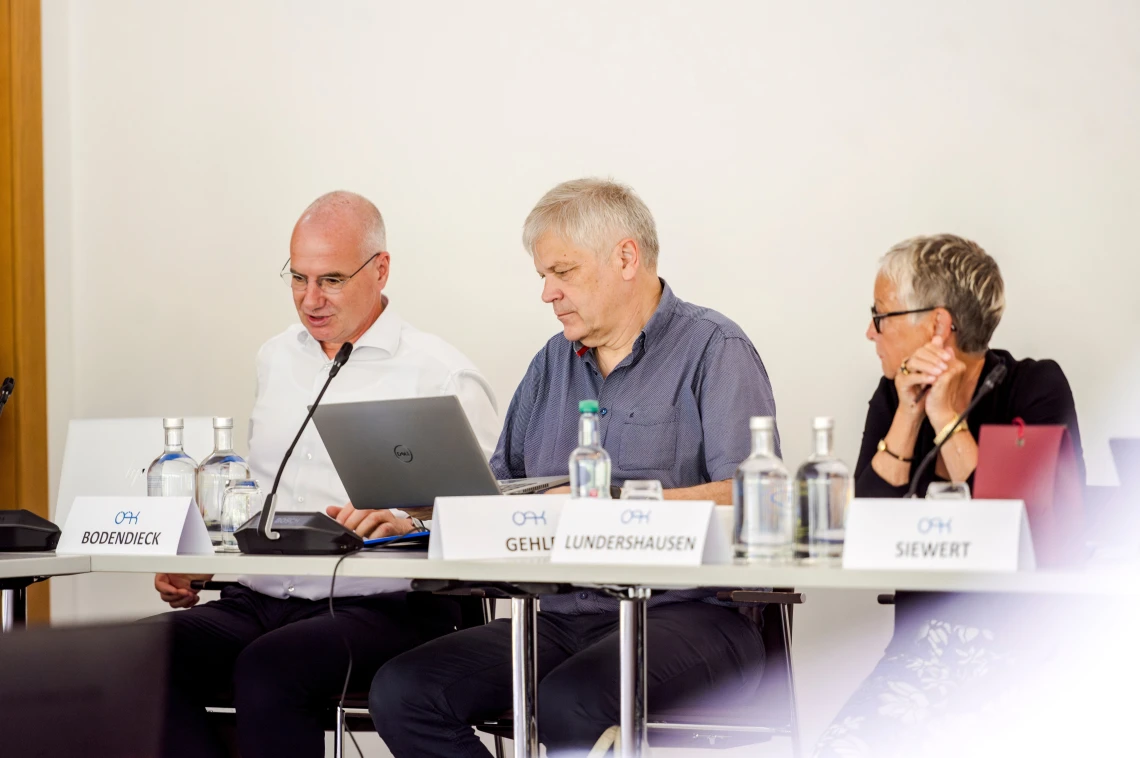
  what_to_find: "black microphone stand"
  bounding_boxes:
[904,363,1008,499]
[237,342,364,555]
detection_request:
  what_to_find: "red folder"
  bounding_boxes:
[973,422,1084,568]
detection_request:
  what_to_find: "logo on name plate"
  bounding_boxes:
[621,509,651,525]
[512,511,547,526]
[115,510,140,525]
[917,517,952,535]
[393,445,414,463]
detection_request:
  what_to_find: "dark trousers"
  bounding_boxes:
[370,601,765,757]
[157,586,460,758]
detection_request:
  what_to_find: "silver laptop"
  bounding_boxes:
[312,396,568,509]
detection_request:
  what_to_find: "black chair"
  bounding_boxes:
[329,594,495,757]
[472,589,804,758]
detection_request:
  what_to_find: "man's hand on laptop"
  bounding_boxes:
[155,573,214,609]
[544,486,571,495]
[327,503,416,538]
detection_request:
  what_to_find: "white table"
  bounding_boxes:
[0,553,92,631]
[86,550,1140,596]
[87,551,1139,756]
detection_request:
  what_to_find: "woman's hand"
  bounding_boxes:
[914,337,969,429]
[326,503,415,539]
[894,337,950,421]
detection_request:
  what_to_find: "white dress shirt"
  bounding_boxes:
[238,302,499,599]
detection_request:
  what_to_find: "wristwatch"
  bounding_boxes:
[876,438,912,463]
[409,516,428,533]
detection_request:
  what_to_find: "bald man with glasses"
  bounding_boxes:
[153,191,499,758]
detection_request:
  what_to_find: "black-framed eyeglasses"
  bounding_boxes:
[280,253,381,294]
[870,306,948,334]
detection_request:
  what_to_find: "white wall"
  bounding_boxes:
[43,0,1140,487]
[39,0,1140,751]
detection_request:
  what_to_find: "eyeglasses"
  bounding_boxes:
[280,253,381,294]
[870,306,949,334]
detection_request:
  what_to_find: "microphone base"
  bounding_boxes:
[0,510,62,552]
[235,512,363,555]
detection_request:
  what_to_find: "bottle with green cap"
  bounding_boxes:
[569,399,612,499]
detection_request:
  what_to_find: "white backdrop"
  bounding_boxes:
[43,0,1140,495]
[38,1,1140,750]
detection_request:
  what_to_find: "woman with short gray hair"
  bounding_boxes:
[814,234,1085,757]
[859,233,1083,496]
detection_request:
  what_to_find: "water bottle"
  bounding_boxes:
[794,416,852,563]
[147,418,198,500]
[569,400,611,499]
[733,416,793,563]
[196,417,250,547]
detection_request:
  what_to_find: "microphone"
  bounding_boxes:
[237,342,363,554]
[0,377,13,419]
[0,377,63,551]
[904,363,1008,499]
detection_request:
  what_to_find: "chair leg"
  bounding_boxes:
[493,734,507,758]
[334,705,346,758]
[781,604,802,758]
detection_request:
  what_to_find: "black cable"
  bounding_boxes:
[329,548,370,758]
[328,532,425,755]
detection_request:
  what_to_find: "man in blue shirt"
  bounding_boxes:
[370,178,780,756]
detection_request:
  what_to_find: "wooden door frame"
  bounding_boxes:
[1,0,50,624]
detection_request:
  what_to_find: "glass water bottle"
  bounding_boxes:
[147,418,198,500]
[196,417,250,547]
[794,416,851,563]
[733,416,793,563]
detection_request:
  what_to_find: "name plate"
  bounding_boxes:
[428,495,567,560]
[57,496,214,555]
[551,500,730,565]
[843,498,1035,572]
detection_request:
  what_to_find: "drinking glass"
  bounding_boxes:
[220,480,261,552]
[620,480,664,501]
[926,481,971,500]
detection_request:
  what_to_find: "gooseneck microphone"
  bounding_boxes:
[904,363,1008,499]
[0,377,63,551]
[256,341,353,541]
[0,377,14,419]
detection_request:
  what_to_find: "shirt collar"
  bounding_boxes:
[572,278,677,361]
[296,296,403,358]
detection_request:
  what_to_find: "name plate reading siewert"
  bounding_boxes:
[428,495,567,560]
[551,500,730,566]
[842,498,1035,572]
[57,496,214,556]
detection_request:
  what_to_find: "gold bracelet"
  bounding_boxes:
[934,419,969,445]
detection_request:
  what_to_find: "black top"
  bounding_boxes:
[855,349,1085,498]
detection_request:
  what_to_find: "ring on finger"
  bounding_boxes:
[900,359,911,376]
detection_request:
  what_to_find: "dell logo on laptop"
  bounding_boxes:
[393,445,414,463]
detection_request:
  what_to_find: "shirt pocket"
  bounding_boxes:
[616,404,680,472]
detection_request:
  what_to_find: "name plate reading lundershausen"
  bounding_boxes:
[57,496,215,556]
[428,495,567,560]
[842,498,1035,572]
[551,500,730,566]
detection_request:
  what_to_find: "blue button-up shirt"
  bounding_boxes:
[491,280,779,614]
